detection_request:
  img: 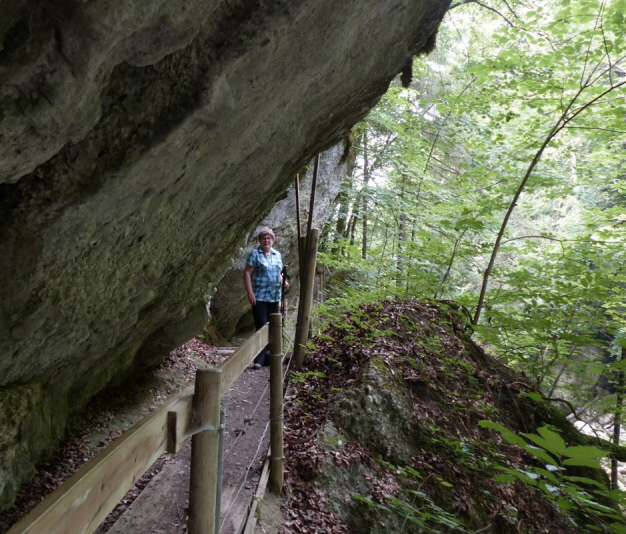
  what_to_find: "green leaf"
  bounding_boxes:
[478,420,526,446]
[606,489,626,504]
[437,476,454,487]
[534,467,559,483]
[522,434,556,455]
[523,445,558,466]
[405,466,422,479]
[562,457,602,469]
[562,446,609,459]
[556,497,574,511]
[536,427,566,454]
[563,476,607,489]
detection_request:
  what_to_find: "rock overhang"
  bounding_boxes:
[0,0,451,511]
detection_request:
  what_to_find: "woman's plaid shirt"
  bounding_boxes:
[246,247,283,302]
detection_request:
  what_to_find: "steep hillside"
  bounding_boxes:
[284,300,622,533]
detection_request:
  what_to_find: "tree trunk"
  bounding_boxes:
[436,229,467,299]
[612,346,625,489]
[396,174,408,288]
[472,79,626,325]
[362,131,370,260]
[333,173,353,255]
[348,209,359,247]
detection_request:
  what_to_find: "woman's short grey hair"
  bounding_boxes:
[257,227,275,241]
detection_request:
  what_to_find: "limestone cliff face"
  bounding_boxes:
[0,0,451,509]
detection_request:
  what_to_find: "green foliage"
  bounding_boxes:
[479,421,626,532]
[352,465,470,533]
[316,6,626,530]
[321,0,626,416]
[290,370,327,383]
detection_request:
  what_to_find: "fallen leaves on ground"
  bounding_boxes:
[282,299,577,534]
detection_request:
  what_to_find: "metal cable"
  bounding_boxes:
[219,326,295,532]
[219,418,270,532]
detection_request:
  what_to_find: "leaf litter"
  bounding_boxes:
[282,299,586,534]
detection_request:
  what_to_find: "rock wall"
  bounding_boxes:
[210,142,346,340]
[0,0,451,510]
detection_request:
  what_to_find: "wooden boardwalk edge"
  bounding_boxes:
[239,323,295,534]
[240,456,271,534]
[7,384,194,534]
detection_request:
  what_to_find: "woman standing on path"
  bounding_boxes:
[243,227,287,369]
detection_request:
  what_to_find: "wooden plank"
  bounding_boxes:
[241,456,271,534]
[7,387,193,534]
[166,390,194,453]
[219,325,268,394]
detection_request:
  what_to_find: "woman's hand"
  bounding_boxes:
[244,265,256,306]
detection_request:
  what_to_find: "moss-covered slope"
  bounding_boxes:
[284,299,621,533]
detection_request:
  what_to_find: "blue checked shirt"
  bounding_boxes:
[246,247,283,302]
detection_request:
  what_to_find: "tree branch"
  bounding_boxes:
[563,126,626,134]
[448,0,516,27]
[500,235,626,246]
[543,395,609,445]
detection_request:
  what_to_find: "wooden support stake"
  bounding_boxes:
[292,228,320,369]
[295,173,302,245]
[306,154,320,241]
[298,234,307,285]
[268,314,284,494]
[188,368,222,534]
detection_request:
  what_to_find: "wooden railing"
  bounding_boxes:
[7,319,283,534]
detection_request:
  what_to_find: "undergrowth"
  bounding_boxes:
[283,299,625,534]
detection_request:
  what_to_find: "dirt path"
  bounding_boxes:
[103,367,272,534]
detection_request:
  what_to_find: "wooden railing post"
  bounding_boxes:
[293,228,320,369]
[188,368,222,534]
[298,234,307,284]
[268,313,284,494]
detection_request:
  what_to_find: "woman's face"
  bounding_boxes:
[259,234,274,251]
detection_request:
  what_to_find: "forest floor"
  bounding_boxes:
[0,337,287,534]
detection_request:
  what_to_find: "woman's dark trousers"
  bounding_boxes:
[252,301,279,366]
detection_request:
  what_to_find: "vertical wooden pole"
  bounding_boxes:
[188,368,222,534]
[268,313,284,494]
[216,409,225,527]
[298,235,307,286]
[295,174,302,245]
[292,228,320,369]
[306,154,320,241]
